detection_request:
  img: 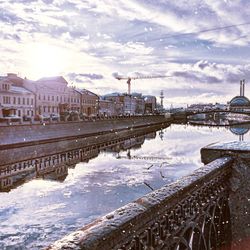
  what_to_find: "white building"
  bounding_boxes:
[0,74,35,118]
[24,76,72,116]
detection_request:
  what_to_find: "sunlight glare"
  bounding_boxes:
[26,43,70,78]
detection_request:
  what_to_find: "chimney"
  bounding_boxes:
[243,79,245,96]
[240,80,242,96]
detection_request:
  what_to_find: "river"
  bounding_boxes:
[0,122,249,249]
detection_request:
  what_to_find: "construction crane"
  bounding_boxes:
[113,74,171,95]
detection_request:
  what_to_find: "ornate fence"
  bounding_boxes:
[48,156,234,250]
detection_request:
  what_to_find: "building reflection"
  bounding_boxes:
[0,128,159,192]
[229,125,249,141]
[186,118,250,141]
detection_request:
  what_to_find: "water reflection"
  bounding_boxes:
[188,119,250,141]
[0,128,160,192]
[1,121,250,249]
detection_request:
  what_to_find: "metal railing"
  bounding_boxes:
[48,157,233,250]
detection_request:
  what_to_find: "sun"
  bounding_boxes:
[25,43,70,79]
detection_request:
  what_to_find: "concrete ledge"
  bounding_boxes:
[201,141,250,164]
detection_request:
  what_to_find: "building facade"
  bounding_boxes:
[24,76,72,116]
[143,95,156,113]
[78,89,99,116]
[0,74,35,118]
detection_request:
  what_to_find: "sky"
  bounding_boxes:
[0,0,250,106]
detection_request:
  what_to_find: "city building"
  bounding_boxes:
[132,93,145,114]
[99,99,115,116]
[143,95,156,113]
[68,87,81,113]
[104,93,137,114]
[0,73,157,119]
[24,76,72,116]
[229,79,250,112]
[103,93,124,115]
[0,74,35,118]
[77,89,99,116]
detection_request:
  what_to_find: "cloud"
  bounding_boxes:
[0,8,23,24]
[1,0,250,105]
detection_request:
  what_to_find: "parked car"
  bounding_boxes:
[34,114,50,121]
[23,115,32,121]
[0,115,21,123]
[50,113,60,121]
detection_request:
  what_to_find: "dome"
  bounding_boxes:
[229,96,250,106]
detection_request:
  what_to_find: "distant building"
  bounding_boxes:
[143,95,156,113]
[188,103,214,111]
[77,89,99,116]
[68,87,81,113]
[103,93,124,115]
[0,74,35,118]
[24,76,71,116]
[105,93,137,114]
[132,93,145,114]
[104,92,157,115]
[99,99,115,115]
[229,96,250,111]
[229,79,250,111]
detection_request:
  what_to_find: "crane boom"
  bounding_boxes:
[114,74,171,95]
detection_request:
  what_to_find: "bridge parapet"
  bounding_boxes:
[201,142,250,249]
[48,142,250,250]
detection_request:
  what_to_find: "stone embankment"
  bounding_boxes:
[0,115,171,149]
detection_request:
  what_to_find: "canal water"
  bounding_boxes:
[0,123,249,249]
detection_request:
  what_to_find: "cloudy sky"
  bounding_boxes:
[1,0,250,106]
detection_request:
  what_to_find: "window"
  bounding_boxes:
[23,98,25,105]
[27,98,29,105]
[48,96,50,101]
[2,84,9,90]
[13,97,16,104]
[18,97,21,104]
[38,94,41,100]
[31,99,33,105]
[57,96,59,102]
[48,106,50,112]
[3,96,11,104]
[43,95,46,100]
[52,96,54,101]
